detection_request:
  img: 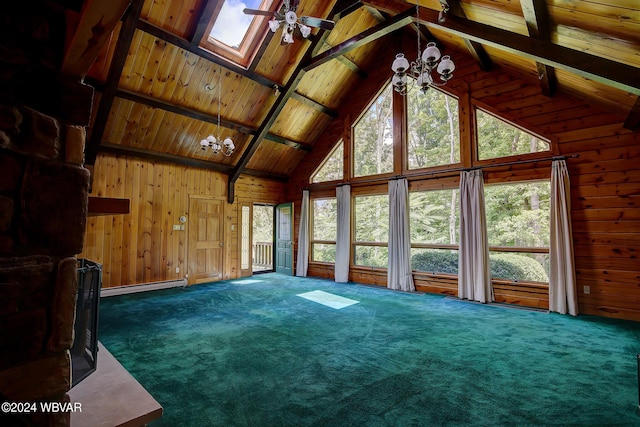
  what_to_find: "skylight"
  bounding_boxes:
[210,0,263,49]
[201,0,278,68]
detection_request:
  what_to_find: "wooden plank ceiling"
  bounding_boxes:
[79,0,640,198]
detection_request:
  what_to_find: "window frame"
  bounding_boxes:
[310,140,344,184]
[310,196,338,264]
[352,191,389,269]
[473,103,558,167]
[199,0,279,69]
[351,82,396,181]
[405,87,462,173]
[484,179,551,283]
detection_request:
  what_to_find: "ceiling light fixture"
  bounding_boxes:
[391,1,455,95]
[201,65,235,157]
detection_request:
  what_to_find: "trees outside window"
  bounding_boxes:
[354,194,388,267]
[484,181,550,282]
[407,89,459,169]
[476,109,549,160]
[353,84,393,177]
[409,189,459,274]
[311,141,343,183]
[311,198,337,263]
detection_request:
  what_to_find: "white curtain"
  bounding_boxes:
[296,190,310,277]
[549,160,578,315]
[458,169,493,303]
[388,179,415,292]
[335,185,351,283]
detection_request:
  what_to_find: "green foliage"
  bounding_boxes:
[409,189,459,244]
[313,198,337,241]
[353,85,393,177]
[476,109,549,160]
[490,253,548,282]
[411,250,458,274]
[253,205,273,243]
[407,88,460,169]
[354,246,388,268]
[411,251,548,282]
[312,243,336,263]
[312,142,343,183]
[485,182,550,248]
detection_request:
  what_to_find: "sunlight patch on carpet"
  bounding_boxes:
[297,290,359,309]
[235,279,263,284]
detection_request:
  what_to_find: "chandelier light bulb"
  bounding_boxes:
[299,24,311,39]
[437,55,455,80]
[391,53,410,74]
[268,19,280,32]
[422,42,441,67]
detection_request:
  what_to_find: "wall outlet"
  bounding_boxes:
[583,285,590,294]
[175,267,180,273]
[173,224,180,230]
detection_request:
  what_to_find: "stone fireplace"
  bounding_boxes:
[0,2,93,426]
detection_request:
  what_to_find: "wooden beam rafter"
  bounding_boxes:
[520,0,557,97]
[84,0,144,166]
[99,143,289,181]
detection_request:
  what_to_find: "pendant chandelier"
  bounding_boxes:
[200,65,235,156]
[391,1,455,95]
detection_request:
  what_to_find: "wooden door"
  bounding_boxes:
[275,202,293,275]
[188,197,224,284]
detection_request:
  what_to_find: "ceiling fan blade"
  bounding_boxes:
[243,8,275,17]
[299,16,335,31]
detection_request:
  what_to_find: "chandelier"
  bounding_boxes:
[200,65,235,156]
[391,2,455,95]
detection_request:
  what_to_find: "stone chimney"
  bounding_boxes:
[0,2,92,426]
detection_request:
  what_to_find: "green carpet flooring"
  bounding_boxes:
[98,273,640,426]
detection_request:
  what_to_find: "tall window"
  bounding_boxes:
[353,84,394,177]
[407,89,460,169]
[311,198,337,263]
[484,181,550,282]
[409,189,459,274]
[476,109,549,160]
[311,141,343,183]
[354,194,388,267]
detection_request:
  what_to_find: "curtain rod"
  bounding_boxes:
[304,154,579,191]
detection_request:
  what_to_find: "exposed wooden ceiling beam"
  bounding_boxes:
[62,0,131,79]
[363,1,639,95]
[440,0,492,72]
[409,9,640,95]
[115,88,314,151]
[84,0,144,166]
[304,7,415,72]
[99,143,289,181]
[136,19,280,90]
[323,41,368,78]
[189,0,220,44]
[623,97,640,130]
[520,0,557,97]
[290,92,338,117]
[264,134,313,151]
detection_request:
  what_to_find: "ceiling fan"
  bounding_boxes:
[243,0,335,44]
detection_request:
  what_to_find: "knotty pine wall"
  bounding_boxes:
[286,49,640,321]
[80,153,285,288]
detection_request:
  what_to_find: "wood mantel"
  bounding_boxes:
[88,197,130,216]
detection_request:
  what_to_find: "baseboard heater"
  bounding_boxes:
[445,296,548,313]
[101,279,187,297]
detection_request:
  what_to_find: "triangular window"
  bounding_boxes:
[311,140,344,183]
[476,109,550,160]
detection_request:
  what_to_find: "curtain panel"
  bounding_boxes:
[335,185,351,283]
[549,160,578,315]
[458,169,493,303]
[296,189,310,277]
[388,178,415,292]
